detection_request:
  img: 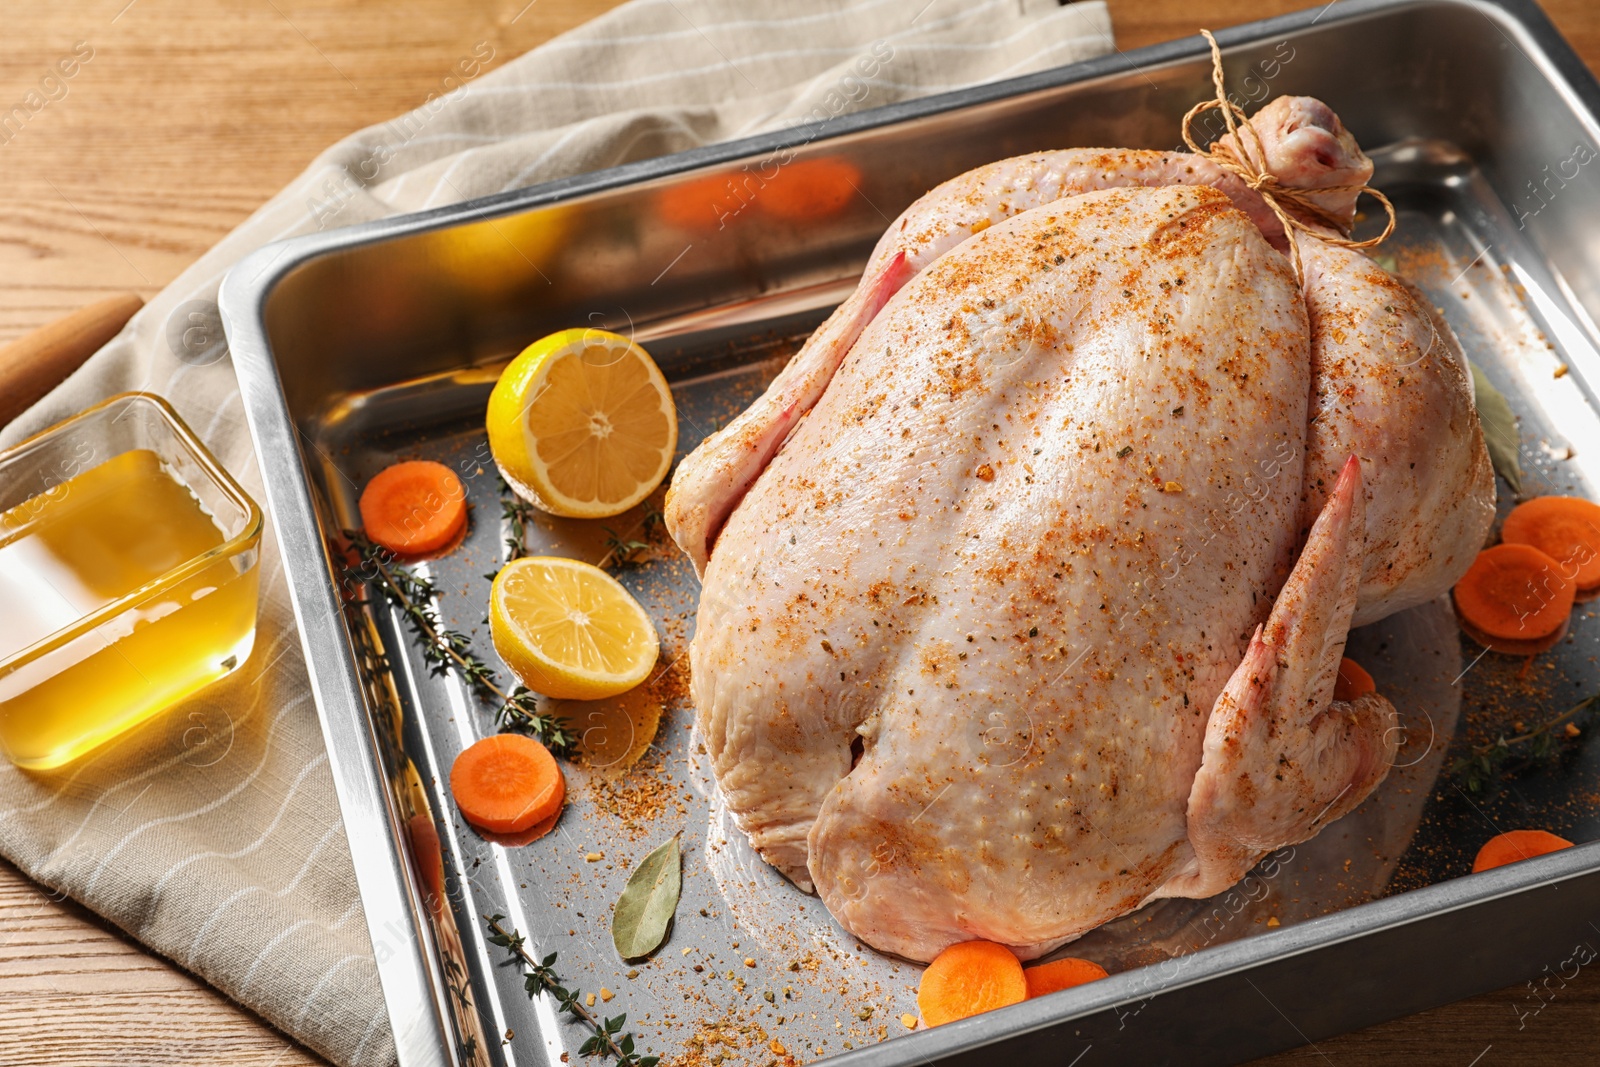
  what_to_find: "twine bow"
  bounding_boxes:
[1181,29,1395,285]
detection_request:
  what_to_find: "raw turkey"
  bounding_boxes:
[665,96,1493,961]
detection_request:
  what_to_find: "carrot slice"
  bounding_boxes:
[450,734,565,835]
[1452,543,1575,644]
[475,806,564,847]
[655,174,740,231]
[917,941,1027,1027]
[406,812,446,913]
[1023,957,1109,998]
[1333,657,1375,702]
[758,159,861,221]
[359,460,468,556]
[1501,495,1600,592]
[1472,829,1574,873]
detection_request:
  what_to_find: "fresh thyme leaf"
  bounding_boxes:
[498,685,578,755]
[601,526,652,569]
[612,835,682,959]
[486,914,659,1065]
[595,504,668,572]
[1471,362,1522,495]
[498,473,539,562]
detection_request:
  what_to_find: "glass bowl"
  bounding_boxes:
[0,392,262,770]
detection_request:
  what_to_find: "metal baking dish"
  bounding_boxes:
[220,1,1600,1064]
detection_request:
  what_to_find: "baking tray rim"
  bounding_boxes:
[217,1,1600,1063]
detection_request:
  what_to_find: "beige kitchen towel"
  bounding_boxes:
[0,1,1112,1064]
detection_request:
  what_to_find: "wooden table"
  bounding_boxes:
[2,1,1599,1063]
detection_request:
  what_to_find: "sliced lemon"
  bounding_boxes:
[487,328,677,519]
[489,556,659,700]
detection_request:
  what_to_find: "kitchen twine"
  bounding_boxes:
[1182,28,1396,285]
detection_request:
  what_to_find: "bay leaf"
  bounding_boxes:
[611,834,681,959]
[1471,361,1522,496]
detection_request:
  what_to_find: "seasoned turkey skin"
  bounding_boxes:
[696,186,1313,957]
[1298,238,1494,624]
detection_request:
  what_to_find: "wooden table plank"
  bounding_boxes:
[0,857,319,1065]
[1,1,1598,1064]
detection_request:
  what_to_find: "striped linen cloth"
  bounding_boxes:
[0,1,1112,1063]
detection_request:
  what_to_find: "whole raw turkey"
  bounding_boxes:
[665,96,1493,961]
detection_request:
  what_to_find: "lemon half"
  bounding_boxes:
[489,557,659,700]
[487,328,677,519]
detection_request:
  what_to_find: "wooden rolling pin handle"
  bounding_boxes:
[0,292,145,429]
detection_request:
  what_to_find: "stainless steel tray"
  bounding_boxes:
[219,2,1600,1064]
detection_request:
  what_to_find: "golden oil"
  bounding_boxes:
[0,449,259,770]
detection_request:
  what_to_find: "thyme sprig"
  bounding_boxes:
[597,507,666,571]
[343,533,576,755]
[1452,692,1600,792]
[600,528,651,568]
[498,474,539,561]
[497,684,573,747]
[486,914,659,1066]
[501,472,663,572]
